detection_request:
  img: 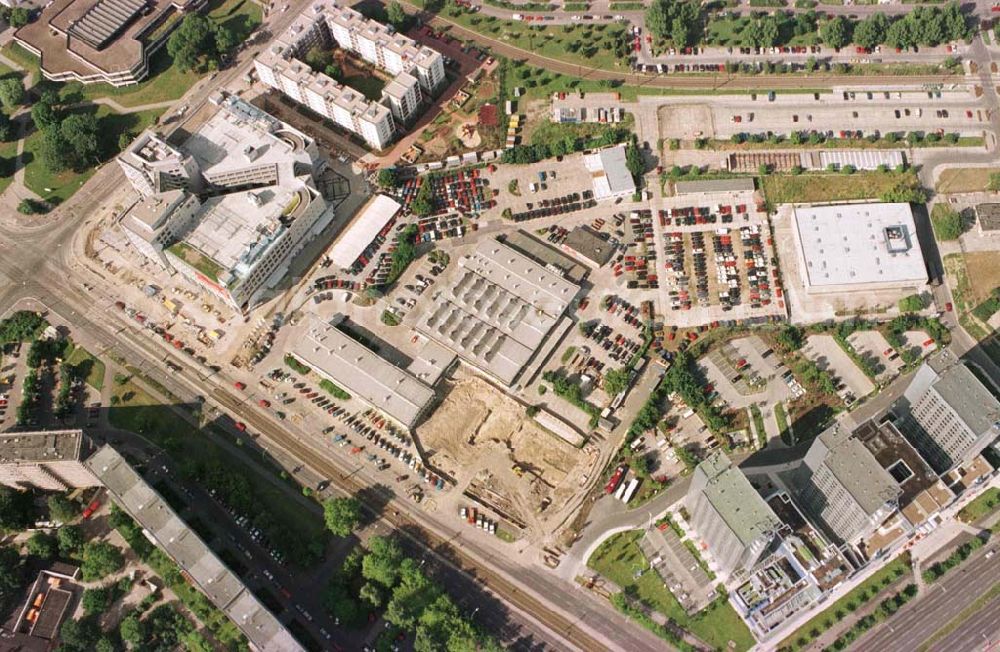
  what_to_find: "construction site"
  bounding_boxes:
[417,373,600,543]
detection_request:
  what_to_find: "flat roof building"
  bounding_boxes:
[686,452,784,577]
[500,230,588,284]
[417,239,578,387]
[0,430,98,492]
[895,355,1000,474]
[674,178,756,195]
[84,445,303,652]
[561,226,615,268]
[292,315,436,430]
[793,424,901,547]
[328,194,401,269]
[792,203,927,294]
[119,95,333,314]
[14,0,205,87]
[975,203,1000,236]
[583,145,636,201]
[254,0,445,150]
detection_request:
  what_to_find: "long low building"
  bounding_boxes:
[293,314,437,430]
[84,445,303,651]
[417,238,579,387]
[328,194,401,269]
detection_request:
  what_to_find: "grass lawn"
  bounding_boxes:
[761,170,920,205]
[0,43,41,82]
[343,74,387,102]
[935,168,998,194]
[64,345,106,390]
[431,3,630,70]
[207,0,263,38]
[778,553,912,652]
[23,105,163,203]
[109,380,328,566]
[57,49,203,108]
[958,488,1000,524]
[588,530,754,651]
[0,139,17,196]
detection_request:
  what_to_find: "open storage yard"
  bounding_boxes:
[417,375,599,542]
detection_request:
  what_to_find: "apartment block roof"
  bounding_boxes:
[694,452,782,547]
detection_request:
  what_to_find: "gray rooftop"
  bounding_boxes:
[695,452,782,547]
[928,362,1000,435]
[562,226,614,267]
[294,315,436,429]
[814,425,901,515]
[598,145,636,195]
[793,202,927,288]
[674,178,756,194]
[83,445,303,652]
[0,430,87,464]
[976,203,1000,231]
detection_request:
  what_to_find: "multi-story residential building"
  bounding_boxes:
[254,0,445,149]
[897,354,1000,474]
[0,430,98,492]
[794,424,901,547]
[686,452,784,577]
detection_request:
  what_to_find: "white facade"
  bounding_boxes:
[254,0,445,149]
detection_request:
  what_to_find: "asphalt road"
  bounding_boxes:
[852,542,1000,652]
[929,591,1000,652]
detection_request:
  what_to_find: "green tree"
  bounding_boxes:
[930,203,962,240]
[377,168,398,189]
[59,617,102,652]
[0,486,34,531]
[81,586,111,615]
[387,1,408,30]
[899,294,925,312]
[214,24,239,57]
[167,14,215,72]
[854,13,889,50]
[31,101,58,132]
[362,535,404,589]
[0,111,10,142]
[323,581,362,625]
[624,140,643,181]
[603,368,630,397]
[61,113,100,168]
[0,78,24,109]
[0,546,21,608]
[81,541,125,581]
[26,532,57,559]
[323,496,362,537]
[57,524,84,554]
[304,46,333,72]
[410,178,434,216]
[359,581,384,607]
[119,612,144,646]
[9,7,30,27]
[48,494,78,524]
[885,18,914,50]
[820,17,852,50]
[385,558,442,629]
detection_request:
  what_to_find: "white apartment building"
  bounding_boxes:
[118,131,202,196]
[254,0,445,149]
[119,189,202,267]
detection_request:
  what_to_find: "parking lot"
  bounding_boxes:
[847,329,904,383]
[803,334,875,401]
[697,336,792,411]
[654,191,786,328]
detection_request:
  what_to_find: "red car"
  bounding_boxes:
[258,399,271,408]
[234,382,246,391]
[235,422,247,432]
[945,302,953,312]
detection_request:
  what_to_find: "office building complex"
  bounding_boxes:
[254,0,445,149]
[794,424,901,546]
[897,355,1000,474]
[118,95,334,313]
[686,452,784,576]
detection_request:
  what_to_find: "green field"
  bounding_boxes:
[64,344,106,390]
[109,380,328,566]
[588,530,754,651]
[761,170,921,205]
[958,488,1000,524]
[344,74,387,102]
[57,49,203,108]
[22,105,163,203]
